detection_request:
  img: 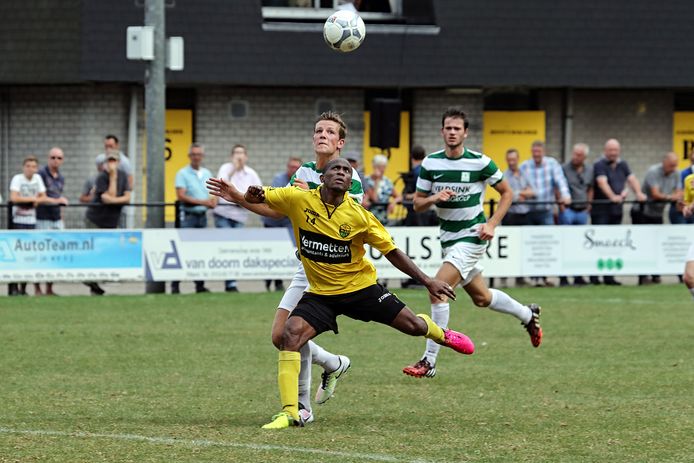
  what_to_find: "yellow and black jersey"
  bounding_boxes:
[264,185,397,295]
[684,173,694,205]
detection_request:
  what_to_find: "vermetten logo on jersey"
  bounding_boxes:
[299,228,351,264]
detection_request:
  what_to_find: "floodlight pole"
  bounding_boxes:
[145,0,166,294]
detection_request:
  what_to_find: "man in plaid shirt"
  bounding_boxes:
[520,140,571,287]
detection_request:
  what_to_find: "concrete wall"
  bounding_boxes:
[0,85,677,228]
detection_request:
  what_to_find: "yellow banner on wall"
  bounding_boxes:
[142,109,194,222]
[673,112,694,170]
[482,111,546,208]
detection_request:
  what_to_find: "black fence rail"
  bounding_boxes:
[0,198,684,230]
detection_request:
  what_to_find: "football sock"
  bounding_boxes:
[689,287,694,299]
[417,313,445,345]
[309,340,340,372]
[278,350,301,421]
[488,289,532,324]
[422,303,449,365]
[298,343,312,413]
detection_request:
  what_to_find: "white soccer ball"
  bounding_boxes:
[323,10,366,53]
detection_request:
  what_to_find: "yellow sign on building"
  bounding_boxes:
[673,112,694,170]
[482,111,546,210]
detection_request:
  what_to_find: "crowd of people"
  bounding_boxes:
[5,122,694,295]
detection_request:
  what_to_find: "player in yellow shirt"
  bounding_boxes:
[681,173,694,299]
[241,158,475,429]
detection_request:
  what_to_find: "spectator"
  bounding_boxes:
[670,149,694,225]
[591,138,646,285]
[80,154,106,204]
[262,156,302,292]
[363,154,402,224]
[8,156,46,296]
[36,147,69,296]
[402,145,437,227]
[503,148,535,226]
[213,144,262,292]
[520,140,571,287]
[84,151,132,295]
[100,134,134,188]
[172,143,216,294]
[501,148,534,288]
[634,152,681,285]
[558,143,593,287]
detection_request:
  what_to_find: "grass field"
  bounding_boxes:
[1,284,693,462]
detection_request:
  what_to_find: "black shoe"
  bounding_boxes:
[589,277,602,285]
[604,277,622,286]
[225,287,239,293]
[196,287,211,293]
[88,283,105,295]
[573,277,588,286]
[523,304,543,348]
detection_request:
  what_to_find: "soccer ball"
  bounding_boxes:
[323,10,366,53]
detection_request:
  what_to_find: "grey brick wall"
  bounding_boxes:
[4,85,131,204]
[195,87,365,226]
[539,89,565,161]
[571,90,673,184]
[196,87,366,178]
[0,85,679,228]
[411,90,483,155]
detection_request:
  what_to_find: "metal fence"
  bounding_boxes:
[0,199,683,230]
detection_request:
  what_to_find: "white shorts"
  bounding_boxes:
[687,243,694,263]
[442,242,486,287]
[278,262,309,312]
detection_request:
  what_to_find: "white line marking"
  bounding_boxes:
[0,427,435,463]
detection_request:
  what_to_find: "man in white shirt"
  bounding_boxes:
[212,144,262,292]
[9,155,46,296]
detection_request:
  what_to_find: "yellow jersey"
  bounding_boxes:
[684,173,694,205]
[264,185,397,295]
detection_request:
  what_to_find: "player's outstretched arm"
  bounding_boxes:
[384,249,456,301]
[244,185,266,204]
[207,178,284,219]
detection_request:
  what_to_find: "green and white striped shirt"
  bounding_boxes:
[290,161,364,203]
[417,148,503,248]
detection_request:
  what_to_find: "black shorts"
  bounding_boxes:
[290,284,406,335]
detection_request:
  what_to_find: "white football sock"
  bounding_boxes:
[309,340,340,372]
[689,287,694,299]
[298,342,312,412]
[423,302,450,365]
[488,289,532,324]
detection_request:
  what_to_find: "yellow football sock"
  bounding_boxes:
[417,313,445,344]
[278,350,301,421]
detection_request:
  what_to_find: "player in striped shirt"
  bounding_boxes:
[208,112,362,422]
[403,107,543,379]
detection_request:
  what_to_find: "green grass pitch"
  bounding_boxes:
[1,285,693,462]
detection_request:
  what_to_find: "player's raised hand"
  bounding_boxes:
[293,178,310,190]
[206,177,241,203]
[245,185,265,203]
[426,278,456,301]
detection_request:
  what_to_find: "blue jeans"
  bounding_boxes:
[527,210,554,226]
[559,208,589,225]
[213,214,243,289]
[173,211,208,292]
[669,204,694,224]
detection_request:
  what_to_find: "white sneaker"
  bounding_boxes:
[315,355,351,405]
[298,403,314,424]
